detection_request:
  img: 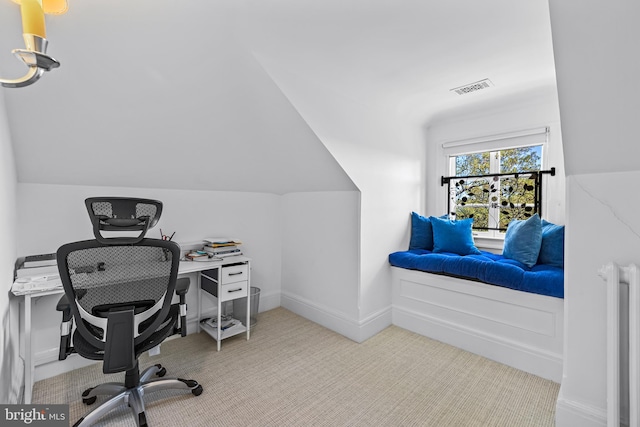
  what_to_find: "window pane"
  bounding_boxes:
[455,206,489,229]
[499,146,541,173]
[452,177,494,229]
[449,145,542,233]
[499,175,537,228]
[454,152,490,176]
[453,178,493,206]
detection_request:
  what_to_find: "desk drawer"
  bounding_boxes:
[221,264,248,284]
[219,281,248,302]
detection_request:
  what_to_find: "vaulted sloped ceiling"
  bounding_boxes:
[0,0,356,194]
[0,0,558,194]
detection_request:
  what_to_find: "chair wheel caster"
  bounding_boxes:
[138,412,148,427]
[81,388,96,405]
[192,385,203,396]
[156,367,166,377]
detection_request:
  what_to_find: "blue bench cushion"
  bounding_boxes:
[389,249,564,299]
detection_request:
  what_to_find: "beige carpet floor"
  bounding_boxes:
[33,307,559,426]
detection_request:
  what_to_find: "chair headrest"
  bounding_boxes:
[85,197,163,244]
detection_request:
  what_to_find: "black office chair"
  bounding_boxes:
[56,197,202,427]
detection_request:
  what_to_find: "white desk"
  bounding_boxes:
[11,256,251,404]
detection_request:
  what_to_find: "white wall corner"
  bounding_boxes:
[281,291,391,343]
[355,306,393,343]
[255,289,281,314]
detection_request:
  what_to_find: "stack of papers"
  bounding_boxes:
[16,265,59,278]
[12,276,62,295]
[200,316,245,335]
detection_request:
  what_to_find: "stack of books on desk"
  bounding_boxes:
[203,238,243,258]
[185,251,213,262]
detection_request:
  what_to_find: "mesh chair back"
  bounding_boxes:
[57,239,180,350]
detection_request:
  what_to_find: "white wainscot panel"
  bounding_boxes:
[391,267,564,382]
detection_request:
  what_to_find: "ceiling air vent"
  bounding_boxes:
[450,78,494,95]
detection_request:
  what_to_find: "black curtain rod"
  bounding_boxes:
[441,167,555,186]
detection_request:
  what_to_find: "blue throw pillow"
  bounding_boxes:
[503,214,542,268]
[430,216,481,255]
[409,212,434,250]
[538,219,565,268]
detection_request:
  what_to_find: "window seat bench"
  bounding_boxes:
[389,249,564,382]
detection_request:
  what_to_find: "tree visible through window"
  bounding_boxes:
[448,146,542,235]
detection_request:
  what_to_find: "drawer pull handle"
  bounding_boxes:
[228,288,243,293]
[228,272,243,276]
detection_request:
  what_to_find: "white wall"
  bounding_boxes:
[17,183,283,311]
[426,85,565,228]
[0,91,21,403]
[556,173,640,425]
[549,2,640,178]
[549,1,640,425]
[16,183,283,379]
[252,60,425,338]
[281,191,361,339]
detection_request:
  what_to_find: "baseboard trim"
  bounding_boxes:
[555,392,607,427]
[281,291,391,343]
[255,289,280,313]
[35,354,99,382]
[393,305,563,382]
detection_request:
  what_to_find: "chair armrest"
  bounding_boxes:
[175,278,190,337]
[56,294,70,314]
[175,277,190,296]
[56,295,73,360]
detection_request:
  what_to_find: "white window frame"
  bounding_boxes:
[441,127,549,241]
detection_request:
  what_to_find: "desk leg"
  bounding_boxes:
[197,275,202,335]
[24,294,32,404]
[217,296,221,352]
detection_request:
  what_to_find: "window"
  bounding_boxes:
[447,146,542,237]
